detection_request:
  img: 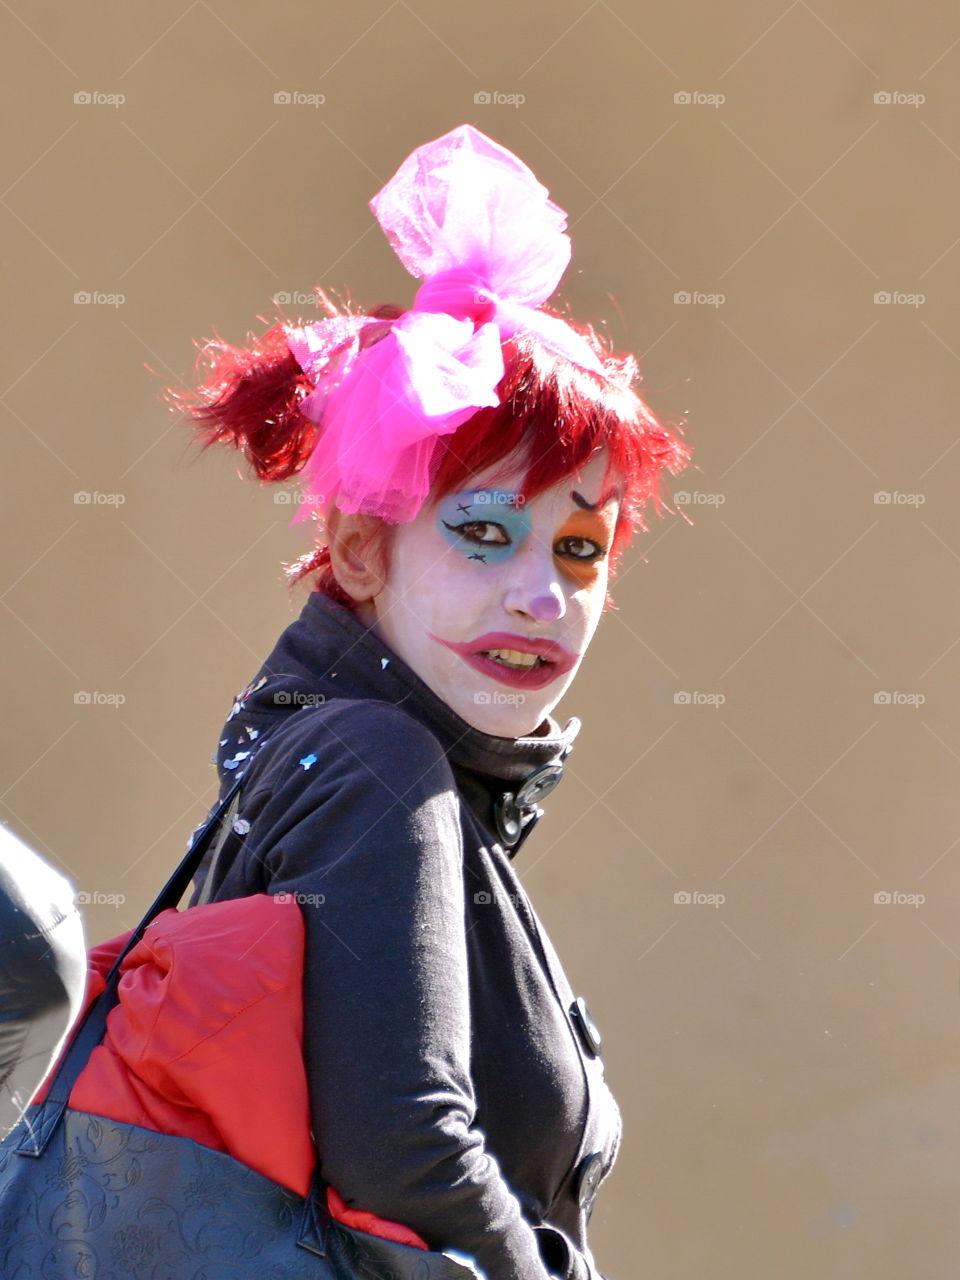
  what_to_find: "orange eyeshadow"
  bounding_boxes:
[553,509,616,588]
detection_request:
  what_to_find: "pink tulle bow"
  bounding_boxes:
[284,124,605,526]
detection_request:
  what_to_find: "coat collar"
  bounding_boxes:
[215,591,580,839]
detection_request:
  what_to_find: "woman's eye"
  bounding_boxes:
[442,520,510,546]
[556,535,605,561]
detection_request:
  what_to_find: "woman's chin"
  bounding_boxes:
[451,689,550,739]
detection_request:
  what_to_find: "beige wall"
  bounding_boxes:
[3,2,959,1276]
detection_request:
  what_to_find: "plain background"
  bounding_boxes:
[3,3,960,1276]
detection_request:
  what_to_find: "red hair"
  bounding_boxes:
[164,303,691,611]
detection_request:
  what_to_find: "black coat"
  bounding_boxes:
[189,590,622,1280]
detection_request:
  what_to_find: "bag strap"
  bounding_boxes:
[15,769,248,1156]
[193,788,242,907]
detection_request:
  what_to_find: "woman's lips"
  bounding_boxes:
[430,631,579,691]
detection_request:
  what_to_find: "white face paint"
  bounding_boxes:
[365,451,621,737]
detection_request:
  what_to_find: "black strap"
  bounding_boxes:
[16,772,246,1154]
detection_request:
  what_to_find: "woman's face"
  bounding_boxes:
[366,450,621,737]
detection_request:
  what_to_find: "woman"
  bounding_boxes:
[172,125,692,1280]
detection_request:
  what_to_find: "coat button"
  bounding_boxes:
[575,1151,603,1218]
[569,996,602,1057]
[515,763,564,808]
[495,765,564,846]
[493,792,524,844]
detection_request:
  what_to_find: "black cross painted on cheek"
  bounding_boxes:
[468,552,487,563]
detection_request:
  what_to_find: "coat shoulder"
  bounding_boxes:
[249,698,454,791]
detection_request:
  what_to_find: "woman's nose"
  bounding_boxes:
[525,589,565,622]
[504,570,566,622]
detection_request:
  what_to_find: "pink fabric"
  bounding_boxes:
[284,124,606,526]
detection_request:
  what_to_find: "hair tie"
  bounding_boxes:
[283,124,606,526]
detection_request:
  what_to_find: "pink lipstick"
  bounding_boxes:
[430,631,579,691]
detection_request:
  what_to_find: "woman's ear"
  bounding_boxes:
[323,506,388,604]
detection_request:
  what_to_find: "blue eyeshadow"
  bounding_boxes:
[437,488,532,564]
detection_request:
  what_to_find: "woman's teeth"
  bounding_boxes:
[478,648,547,670]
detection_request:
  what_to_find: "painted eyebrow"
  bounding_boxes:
[570,486,621,512]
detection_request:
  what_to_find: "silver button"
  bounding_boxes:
[515,764,564,808]
[575,1151,603,1217]
[493,792,523,844]
[569,996,602,1057]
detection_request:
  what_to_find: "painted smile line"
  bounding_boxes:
[430,631,580,691]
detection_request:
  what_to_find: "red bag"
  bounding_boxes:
[31,893,429,1250]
